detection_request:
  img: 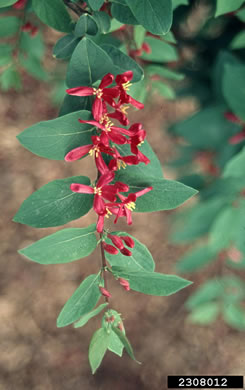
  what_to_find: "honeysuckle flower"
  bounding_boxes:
[99,286,112,298]
[107,186,153,225]
[13,0,27,9]
[121,236,135,248]
[78,116,135,146]
[65,136,112,174]
[108,147,139,171]
[115,71,144,110]
[118,278,130,291]
[107,234,124,250]
[66,73,119,121]
[102,242,119,255]
[70,171,117,215]
[107,102,130,126]
[130,128,150,165]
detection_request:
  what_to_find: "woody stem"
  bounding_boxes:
[99,233,109,303]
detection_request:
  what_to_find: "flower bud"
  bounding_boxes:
[119,278,130,291]
[120,247,132,256]
[99,287,112,298]
[102,242,119,255]
[121,236,135,248]
[108,234,124,250]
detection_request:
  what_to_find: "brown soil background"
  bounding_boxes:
[1,32,245,390]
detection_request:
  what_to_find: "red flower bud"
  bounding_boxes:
[117,322,124,332]
[13,0,27,9]
[121,236,135,248]
[120,247,132,256]
[99,286,112,298]
[118,278,130,291]
[102,242,119,255]
[108,234,124,250]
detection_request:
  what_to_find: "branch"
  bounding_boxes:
[100,233,109,303]
[63,0,91,16]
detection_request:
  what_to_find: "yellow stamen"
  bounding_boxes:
[138,140,144,147]
[122,81,132,91]
[89,146,100,158]
[94,186,102,196]
[93,88,103,99]
[117,160,127,170]
[120,105,130,115]
[105,207,112,218]
[125,201,136,211]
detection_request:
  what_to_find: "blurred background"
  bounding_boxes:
[1,2,245,390]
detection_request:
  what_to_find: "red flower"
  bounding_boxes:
[70,171,117,215]
[108,147,139,171]
[229,130,245,145]
[13,0,27,9]
[66,73,119,121]
[118,278,130,291]
[99,286,112,298]
[129,126,150,165]
[65,135,112,174]
[107,234,124,250]
[108,186,153,225]
[78,116,136,146]
[102,242,119,255]
[107,103,130,126]
[115,71,144,110]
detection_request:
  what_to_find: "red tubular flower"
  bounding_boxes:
[70,171,117,215]
[120,247,132,256]
[224,112,242,124]
[118,278,130,291]
[78,116,134,146]
[13,0,27,9]
[108,234,124,250]
[99,286,112,297]
[229,129,245,145]
[121,236,135,248]
[108,103,130,126]
[108,147,139,171]
[115,71,144,110]
[107,186,153,225]
[102,242,119,255]
[66,73,119,121]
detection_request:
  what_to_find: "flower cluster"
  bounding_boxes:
[65,71,152,255]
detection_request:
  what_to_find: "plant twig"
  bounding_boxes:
[63,0,91,16]
[99,233,109,303]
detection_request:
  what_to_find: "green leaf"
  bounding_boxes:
[0,0,17,7]
[32,0,73,32]
[109,19,124,32]
[127,79,148,105]
[74,14,98,37]
[185,279,224,310]
[108,330,124,357]
[87,0,104,10]
[172,105,241,149]
[152,81,176,100]
[105,232,155,272]
[223,146,245,178]
[223,304,245,330]
[188,302,219,325]
[19,55,48,82]
[74,303,108,328]
[92,11,111,34]
[53,34,80,60]
[134,25,145,49]
[176,245,217,273]
[89,328,110,374]
[0,66,21,91]
[17,110,94,160]
[236,8,245,21]
[140,36,178,62]
[222,63,245,121]
[112,326,139,362]
[66,37,114,88]
[57,274,101,327]
[13,176,93,228]
[172,0,188,10]
[125,0,172,35]
[101,44,144,82]
[59,94,92,116]
[20,32,45,60]
[115,141,163,180]
[215,0,245,17]
[111,0,139,25]
[112,267,192,296]
[0,16,20,37]
[19,225,97,264]
[121,177,197,212]
[230,31,245,50]
[146,65,184,81]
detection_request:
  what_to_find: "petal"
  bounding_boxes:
[229,131,245,144]
[224,112,242,124]
[114,181,129,192]
[128,96,144,110]
[137,150,150,164]
[92,98,103,122]
[122,155,139,165]
[103,87,120,99]
[95,154,109,175]
[66,86,94,96]
[108,111,129,126]
[135,186,153,198]
[78,118,104,131]
[99,73,114,89]
[109,132,127,144]
[70,183,94,194]
[96,214,105,233]
[93,194,105,215]
[125,207,133,225]
[97,171,115,188]
[101,188,117,202]
[65,144,92,162]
